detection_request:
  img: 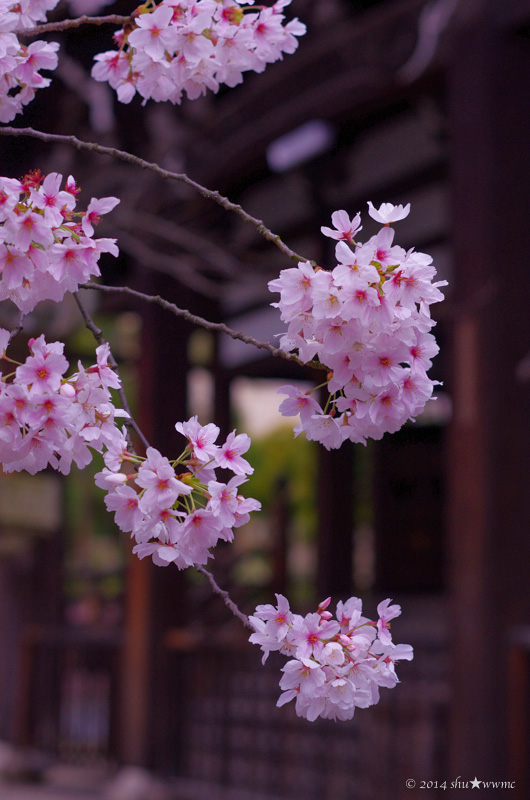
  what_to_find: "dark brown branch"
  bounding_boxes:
[19,14,131,37]
[81,281,320,369]
[0,126,307,263]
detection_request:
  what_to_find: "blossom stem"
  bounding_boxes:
[170,451,189,468]
[0,126,307,263]
[323,392,334,415]
[188,456,216,477]
[309,380,330,394]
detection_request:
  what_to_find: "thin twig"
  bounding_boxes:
[196,566,251,629]
[82,281,319,369]
[0,126,307,263]
[72,291,150,451]
[19,14,131,37]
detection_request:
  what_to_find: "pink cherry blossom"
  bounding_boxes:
[127,5,178,63]
[0,327,9,355]
[218,430,253,475]
[82,196,121,237]
[136,447,192,511]
[250,595,413,721]
[0,3,59,122]
[175,415,220,463]
[91,0,306,106]
[271,202,446,447]
[321,209,362,243]
[0,171,119,313]
[99,413,260,571]
[0,335,129,477]
[277,385,322,422]
[207,474,246,527]
[376,598,402,646]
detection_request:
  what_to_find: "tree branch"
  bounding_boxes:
[19,14,131,37]
[0,126,308,264]
[82,281,319,369]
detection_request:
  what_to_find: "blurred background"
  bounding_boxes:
[1,0,530,798]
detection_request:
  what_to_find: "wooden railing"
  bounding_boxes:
[15,625,121,762]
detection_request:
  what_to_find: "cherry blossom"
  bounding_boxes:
[91,0,306,105]
[0,329,260,570]
[250,594,413,721]
[320,209,362,243]
[0,1,60,122]
[269,202,447,448]
[98,415,260,570]
[0,332,128,476]
[0,171,119,312]
[217,429,253,475]
[175,416,220,463]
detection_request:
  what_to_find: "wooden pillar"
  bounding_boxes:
[447,2,501,775]
[117,555,153,765]
[117,274,195,766]
[447,0,530,780]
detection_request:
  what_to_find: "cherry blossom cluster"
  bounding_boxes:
[0,170,119,313]
[269,202,447,449]
[91,0,306,104]
[0,0,60,122]
[0,325,260,570]
[0,332,128,475]
[249,594,413,721]
[96,415,261,570]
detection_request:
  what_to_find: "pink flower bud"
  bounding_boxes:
[60,382,76,398]
[104,472,128,485]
